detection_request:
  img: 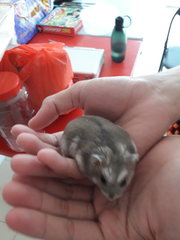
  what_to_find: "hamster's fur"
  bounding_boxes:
[60,115,139,200]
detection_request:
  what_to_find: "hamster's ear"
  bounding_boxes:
[118,143,139,163]
[90,154,103,167]
[125,151,139,163]
[131,153,139,162]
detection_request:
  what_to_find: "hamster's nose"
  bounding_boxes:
[108,193,115,200]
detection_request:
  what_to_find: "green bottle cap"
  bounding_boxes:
[115,16,124,30]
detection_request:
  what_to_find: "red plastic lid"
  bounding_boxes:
[0,72,21,101]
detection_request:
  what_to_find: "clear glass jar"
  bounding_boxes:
[0,72,34,151]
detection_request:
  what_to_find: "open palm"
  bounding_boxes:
[3,136,180,240]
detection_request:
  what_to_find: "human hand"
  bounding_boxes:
[8,68,179,188]
[3,136,180,240]
[3,67,180,239]
[28,67,180,157]
[8,67,180,180]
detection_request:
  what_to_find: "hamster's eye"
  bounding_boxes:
[100,175,107,185]
[120,177,127,187]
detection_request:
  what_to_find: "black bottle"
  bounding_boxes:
[111,16,126,63]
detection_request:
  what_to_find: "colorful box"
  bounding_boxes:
[37,7,83,36]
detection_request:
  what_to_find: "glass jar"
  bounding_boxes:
[0,72,34,151]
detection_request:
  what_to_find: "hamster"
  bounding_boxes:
[60,115,139,200]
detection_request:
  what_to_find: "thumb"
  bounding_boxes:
[28,82,84,130]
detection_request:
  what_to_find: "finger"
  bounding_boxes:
[16,133,57,154]
[11,154,56,177]
[29,82,84,130]
[28,77,132,131]
[12,124,63,147]
[12,175,93,201]
[11,124,39,137]
[11,151,83,180]
[3,181,95,220]
[80,77,132,120]
[37,148,83,179]
[6,208,103,240]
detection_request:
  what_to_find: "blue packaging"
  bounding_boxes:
[12,0,53,44]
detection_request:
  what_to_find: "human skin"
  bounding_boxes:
[28,66,180,156]
[3,66,180,239]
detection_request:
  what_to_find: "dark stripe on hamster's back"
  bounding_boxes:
[85,116,118,152]
[99,127,118,153]
[83,116,103,128]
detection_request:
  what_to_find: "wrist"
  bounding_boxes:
[137,66,180,122]
[157,66,180,121]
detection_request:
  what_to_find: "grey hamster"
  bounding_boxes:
[60,115,139,200]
